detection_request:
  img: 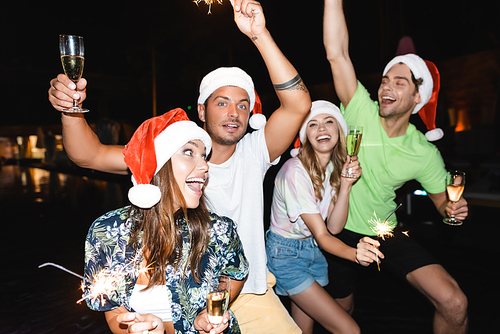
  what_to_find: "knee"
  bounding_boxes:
[437,286,468,318]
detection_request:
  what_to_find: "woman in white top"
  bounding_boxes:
[266,101,382,334]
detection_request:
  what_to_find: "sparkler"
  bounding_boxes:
[38,262,84,279]
[39,249,149,307]
[368,203,403,271]
[78,250,149,306]
[194,0,223,14]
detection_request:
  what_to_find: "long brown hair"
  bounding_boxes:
[297,124,347,203]
[129,159,211,288]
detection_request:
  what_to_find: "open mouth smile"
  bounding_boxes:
[381,95,396,105]
[316,135,331,143]
[186,177,206,195]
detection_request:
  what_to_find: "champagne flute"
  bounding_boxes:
[443,170,465,226]
[59,34,88,113]
[206,275,230,326]
[345,125,363,178]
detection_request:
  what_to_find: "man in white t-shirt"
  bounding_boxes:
[48,1,311,333]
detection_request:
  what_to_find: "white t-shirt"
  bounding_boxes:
[205,128,277,295]
[270,157,334,239]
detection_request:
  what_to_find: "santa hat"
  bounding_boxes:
[290,100,347,157]
[123,108,212,209]
[383,54,444,141]
[197,67,266,130]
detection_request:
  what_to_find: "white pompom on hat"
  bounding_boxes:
[290,100,347,157]
[197,67,266,130]
[383,54,443,141]
[123,108,212,209]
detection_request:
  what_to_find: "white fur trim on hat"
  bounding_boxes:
[153,121,212,176]
[383,54,433,114]
[249,113,266,130]
[128,183,162,209]
[197,67,255,111]
[425,128,444,142]
[299,100,347,143]
[290,147,300,158]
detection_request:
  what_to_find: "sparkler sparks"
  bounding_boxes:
[77,268,122,306]
[369,211,397,241]
[368,204,403,271]
[368,212,397,271]
[39,249,150,307]
[79,250,149,306]
[194,0,223,14]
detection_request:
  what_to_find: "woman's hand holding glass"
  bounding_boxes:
[341,155,361,180]
[193,308,230,334]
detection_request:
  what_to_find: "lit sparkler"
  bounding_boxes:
[39,249,149,307]
[194,0,223,14]
[78,250,149,306]
[368,203,403,271]
[369,212,397,241]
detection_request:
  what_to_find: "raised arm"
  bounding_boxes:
[326,156,361,234]
[323,0,358,107]
[231,0,311,162]
[48,74,128,174]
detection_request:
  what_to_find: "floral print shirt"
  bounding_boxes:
[82,206,249,334]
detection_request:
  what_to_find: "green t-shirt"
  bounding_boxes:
[340,82,447,236]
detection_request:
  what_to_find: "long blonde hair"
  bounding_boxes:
[297,125,347,203]
[129,159,210,288]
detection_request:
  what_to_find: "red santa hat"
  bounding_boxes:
[383,54,444,141]
[290,100,347,157]
[123,108,212,209]
[197,67,266,130]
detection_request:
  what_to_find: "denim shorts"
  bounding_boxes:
[266,230,328,296]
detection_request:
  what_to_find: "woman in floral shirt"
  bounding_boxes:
[82,109,249,334]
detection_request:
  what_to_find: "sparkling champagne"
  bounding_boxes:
[447,185,464,202]
[346,133,362,156]
[207,290,229,324]
[61,55,84,83]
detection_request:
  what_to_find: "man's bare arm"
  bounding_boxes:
[49,74,128,174]
[231,0,311,162]
[62,113,128,174]
[324,0,358,107]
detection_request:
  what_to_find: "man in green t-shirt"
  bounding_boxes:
[322,1,469,333]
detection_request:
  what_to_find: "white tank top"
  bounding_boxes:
[129,284,172,322]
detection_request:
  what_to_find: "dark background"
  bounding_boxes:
[2,0,499,128]
[1,1,500,333]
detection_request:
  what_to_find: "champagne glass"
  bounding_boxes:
[59,34,88,113]
[206,275,230,326]
[443,170,465,226]
[345,125,363,178]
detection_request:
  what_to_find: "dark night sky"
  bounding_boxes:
[1,0,499,127]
